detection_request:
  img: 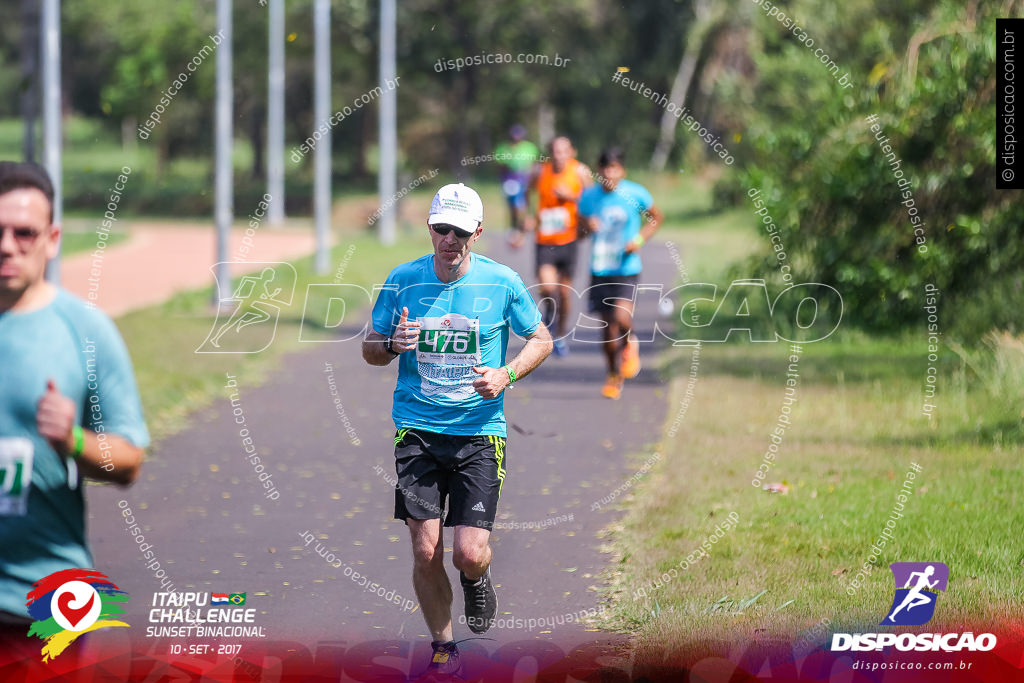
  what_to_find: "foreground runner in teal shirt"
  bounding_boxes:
[0,162,148,641]
[363,183,552,677]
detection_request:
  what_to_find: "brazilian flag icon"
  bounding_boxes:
[228,593,246,605]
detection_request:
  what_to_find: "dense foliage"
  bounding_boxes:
[726,0,1017,340]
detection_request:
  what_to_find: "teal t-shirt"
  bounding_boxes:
[371,254,542,436]
[0,289,149,618]
[578,179,654,276]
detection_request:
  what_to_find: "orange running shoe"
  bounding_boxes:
[601,374,623,399]
[620,336,641,379]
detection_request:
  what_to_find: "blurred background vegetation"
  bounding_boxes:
[0,0,1016,342]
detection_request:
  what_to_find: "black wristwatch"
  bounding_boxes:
[385,336,400,356]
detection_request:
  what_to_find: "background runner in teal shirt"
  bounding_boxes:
[576,148,663,400]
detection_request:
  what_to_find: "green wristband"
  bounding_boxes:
[633,234,646,247]
[504,364,517,384]
[71,425,85,459]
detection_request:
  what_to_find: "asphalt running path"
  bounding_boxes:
[62,223,317,317]
[84,233,680,678]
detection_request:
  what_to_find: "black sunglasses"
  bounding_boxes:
[430,223,471,237]
[0,226,44,249]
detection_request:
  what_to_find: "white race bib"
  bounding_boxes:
[416,314,482,400]
[592,235,623,272]
[0,437,34,516]
[538,207,570,236]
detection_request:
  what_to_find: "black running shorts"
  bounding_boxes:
[392,428,506,531]
[535,241,579,276]
[588,274,639,314]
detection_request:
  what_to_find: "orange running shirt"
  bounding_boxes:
[535,158,584,246]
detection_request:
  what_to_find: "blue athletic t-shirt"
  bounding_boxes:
[578,179,653,276]
[371,253,542,437]
[0,289,149,618]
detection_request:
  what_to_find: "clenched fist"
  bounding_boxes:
[471,366,510,399]
[37,379,77,455]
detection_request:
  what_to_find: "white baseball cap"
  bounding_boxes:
[428,183,483,236]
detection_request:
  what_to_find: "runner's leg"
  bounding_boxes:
[614,299,635,354]
[537,263,560,331]
[452,525,492,580]
[602,311,621,375]
[408,518,454,641]
[556,271,573,338]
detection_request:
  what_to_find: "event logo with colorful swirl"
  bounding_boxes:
[25,568,130,661]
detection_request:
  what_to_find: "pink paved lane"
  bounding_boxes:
[61,223,317,317]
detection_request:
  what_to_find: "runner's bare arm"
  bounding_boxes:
[520,164,545,233]
[528,162,542,192]
[512,322,554,380]
[471,322,553,398]
[74,432,143,485]
[363,330,398,366]
[577,163,594,188]
[625,204,664,254]
[641,204,664,239]
[579,215,598,237]
[36,379,143,485]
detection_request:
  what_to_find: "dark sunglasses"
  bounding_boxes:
[0,226,44,249]
[430,223,471,237]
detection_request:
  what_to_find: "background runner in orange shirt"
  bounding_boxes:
[525,136,592,357]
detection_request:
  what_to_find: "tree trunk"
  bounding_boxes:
[122,117,137,152]
[250,107,264,181]
[650,0,712,171]
[538,100,555,149]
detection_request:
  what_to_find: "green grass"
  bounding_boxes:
[59,225,129,255]
[602,342,1023,663]
[597,176,1024,665]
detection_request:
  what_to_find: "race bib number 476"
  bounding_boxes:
[419,327,478,354]
[415,314,481,399]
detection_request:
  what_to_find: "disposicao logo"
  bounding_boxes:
[26,569,130,661]
[882,562,947,626]
[831,562,996,653]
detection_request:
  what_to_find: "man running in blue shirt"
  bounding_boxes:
[362,183,552,677]
[578,148,663,399]
[0,162,149,653]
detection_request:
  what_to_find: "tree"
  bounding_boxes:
[726,0,1013,340]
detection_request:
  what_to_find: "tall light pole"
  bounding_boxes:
[21,0,39,164]
[214,0,233,305]
[313,0,330,273]
[266,0,285,225]
[377,0,397,245]
[41,0,61,283]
